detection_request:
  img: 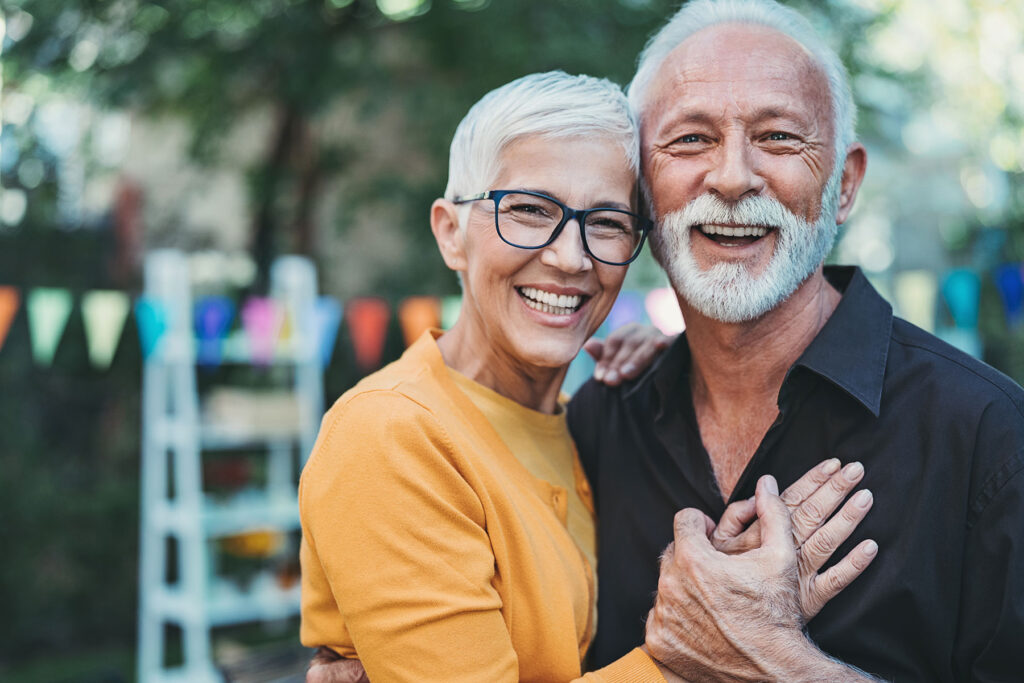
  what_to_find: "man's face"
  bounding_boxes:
[640,23,842,322]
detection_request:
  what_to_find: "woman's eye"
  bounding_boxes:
[767,132,792,141]
[678,134,702,144]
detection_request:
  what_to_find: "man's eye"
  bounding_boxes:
[767,132,792,141]
[678,134,702,143]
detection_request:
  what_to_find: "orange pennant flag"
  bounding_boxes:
[0,287,19,353]
[398,296,441,347]
[346,297,391,370]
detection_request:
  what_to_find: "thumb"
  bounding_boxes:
[584,337,605,361]
[755,474,794,551]
[673,507,716,545]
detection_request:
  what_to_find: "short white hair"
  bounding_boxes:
[628,0,856,165]
[443,71,639,200]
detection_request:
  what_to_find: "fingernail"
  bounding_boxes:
[853,489,872,507]
[863,540,878,556]
[763,475,779,495]
[622,363,636,376]
[843,461,864,481]
[606,371,619,383]
[594,366,605,381]
[821,458,841,475]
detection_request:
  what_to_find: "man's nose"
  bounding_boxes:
[539,220,593,274]
[704,138,763,202]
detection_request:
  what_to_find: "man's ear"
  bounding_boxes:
[430,199,468,272]
[835,143,867,225]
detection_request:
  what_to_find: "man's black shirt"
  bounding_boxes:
[569,266,1024,682]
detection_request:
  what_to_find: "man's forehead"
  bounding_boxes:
[641,23,829,129]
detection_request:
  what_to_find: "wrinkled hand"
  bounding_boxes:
[713,459,878,620]
[645,476,874,682]
[584,323,675,386]
[306,647,369,683]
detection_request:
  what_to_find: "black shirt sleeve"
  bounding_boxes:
[953,394,1024,681]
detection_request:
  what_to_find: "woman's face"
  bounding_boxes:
[455,134,636,370]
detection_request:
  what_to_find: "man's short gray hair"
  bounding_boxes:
[628,0,857,165]
[444,71,639,200]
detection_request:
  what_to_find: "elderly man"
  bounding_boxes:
[572,0,1024,681]
[308,1,1022,681]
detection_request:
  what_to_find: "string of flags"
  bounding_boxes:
[2,265,1023,370]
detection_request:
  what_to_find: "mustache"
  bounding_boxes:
[662,194,805,231]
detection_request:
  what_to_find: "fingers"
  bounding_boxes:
[780,458,842,508]
[583,337,605,362]
[307,658,369,683]
[592,323,670,385]
[711,497,757,548]
[789,461,865,545]
[803,538,879,620]
[801,487,874,574]
[592,333,623,383]
[754,475,794,551]
[672,507,716,551]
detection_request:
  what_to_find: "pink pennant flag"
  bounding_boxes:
[241,297,283,365]
[645,288,685,335]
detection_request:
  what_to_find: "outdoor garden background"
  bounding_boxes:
[2,0,1023,681]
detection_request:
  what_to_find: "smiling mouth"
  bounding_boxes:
[697,223,774,247]
[516,287,587,316]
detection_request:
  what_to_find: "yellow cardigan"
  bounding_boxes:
[300,331,663,682]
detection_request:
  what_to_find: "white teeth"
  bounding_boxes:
[700,224,768,238]
[518,287,584,315]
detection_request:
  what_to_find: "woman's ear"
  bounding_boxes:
[431,199,468,272]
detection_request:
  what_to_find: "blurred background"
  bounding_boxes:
[1,0,1023,681]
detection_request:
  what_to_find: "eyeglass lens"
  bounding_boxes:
[495,192,643,264]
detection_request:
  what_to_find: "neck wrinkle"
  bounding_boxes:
[437,315,567,415]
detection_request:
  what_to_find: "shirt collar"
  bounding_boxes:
[789,266,892,417]
[638,266,892,418]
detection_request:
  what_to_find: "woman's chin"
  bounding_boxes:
[512,335,585,372]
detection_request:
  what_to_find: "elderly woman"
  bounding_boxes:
[299,72,871,682]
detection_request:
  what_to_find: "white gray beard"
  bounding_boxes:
[651,173,842,324]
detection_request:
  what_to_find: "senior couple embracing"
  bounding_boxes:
[299,1,1024,681]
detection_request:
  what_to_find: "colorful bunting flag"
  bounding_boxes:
[894,270,937,333]
[135,297,168,359]
[941,269,981,329]
[398,296,441,347]
[645,288,685,335]
[994,263,1024,325]
[82,290,130,369]
[0,286,20,353]
[277,305,295,347]
[27,288,73,366]
[314,297,343,368]
[194,296,236,367]
[346,297,390,370]
[241,297,282,365]
[441,295,462,330]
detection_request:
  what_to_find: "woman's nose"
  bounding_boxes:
[539,219,593,273]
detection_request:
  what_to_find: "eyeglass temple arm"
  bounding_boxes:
[450,192,490,204]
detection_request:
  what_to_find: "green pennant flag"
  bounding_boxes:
[82,290,130,369]
[27,288,73,366]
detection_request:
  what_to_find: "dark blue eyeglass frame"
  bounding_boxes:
[451,189,653,266]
